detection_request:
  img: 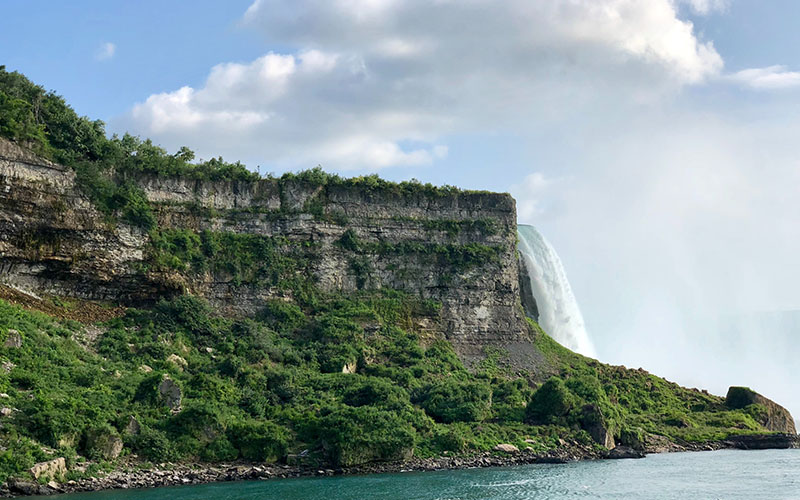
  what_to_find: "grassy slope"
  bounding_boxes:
[0,295,771,484]
[530,321,769,443]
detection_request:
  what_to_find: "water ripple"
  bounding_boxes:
[34,449,800,500]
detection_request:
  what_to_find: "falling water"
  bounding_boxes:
[517,224,595,357]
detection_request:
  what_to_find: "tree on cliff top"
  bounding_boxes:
[0,66,257,182]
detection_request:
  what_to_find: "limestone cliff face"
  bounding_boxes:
[0,139,154,301]
[0,138,541,368]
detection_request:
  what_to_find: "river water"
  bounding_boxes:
[35,449,800,500]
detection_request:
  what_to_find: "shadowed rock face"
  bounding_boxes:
[726,386,797,434]
[725,433,799,449]
[517,256,539,321]
[0,138,543,370]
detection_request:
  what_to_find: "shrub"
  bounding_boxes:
[430,426,468,453]
[129,427,179,462]
[341,377,411,410]
[416,380,492,423]
[257,300,306,334]
[155,295,215,338]
[525,378,577,425]
[227,420,290,462]
[200,437,239,462]
[337,229,362,252]
[314,406,416,466]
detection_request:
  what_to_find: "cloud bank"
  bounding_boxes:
[123,0,724,168]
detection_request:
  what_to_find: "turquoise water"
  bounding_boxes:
[36,449,800,500]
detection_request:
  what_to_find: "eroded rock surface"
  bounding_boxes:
[0,137,540,370]
[29,457,66,480]
[725,386,797,434]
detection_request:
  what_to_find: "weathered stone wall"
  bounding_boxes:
[0,138,540,368]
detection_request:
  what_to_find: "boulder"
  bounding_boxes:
[580,404,615,449]
[125,415,141,435]
[618,427,647,451]
[167,354,188,371]
[29,457,66,480]
[3,329,21,348]
[492,443,519,453]
[604,446,646,459]
[725,387,797,434]
[86,428,124,460]
[158,375,182,411]
[7,478,40,495]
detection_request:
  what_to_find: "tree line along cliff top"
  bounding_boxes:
[0,66,506,232]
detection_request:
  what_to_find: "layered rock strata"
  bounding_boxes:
[0,138,539,368]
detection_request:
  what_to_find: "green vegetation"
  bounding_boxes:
[0,295,774,483]
[279,167,494,199]
[0,67,257,229]
[386,216,499,237]
[528,320,771,444]
[336,229,503,273]
[0,293,553,482]
[147,229,319,294]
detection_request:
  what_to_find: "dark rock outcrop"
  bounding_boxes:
[603,446,645,459]
[517,256,538,321]
[725,433,799,450]
[580,404,615,449]
[725,387,797,434]
[158,375,182,411]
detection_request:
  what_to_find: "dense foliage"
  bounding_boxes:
[528,321,770,443]
[0,296,775,483]
[0,294,561,482]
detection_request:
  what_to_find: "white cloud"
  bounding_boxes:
[95,42,116,61]
[121,0,723,169]
[728,65,800,90]
[676,0,729,15]
[511,172,560,221]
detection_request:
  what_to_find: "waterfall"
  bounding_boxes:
[517,224,595,357]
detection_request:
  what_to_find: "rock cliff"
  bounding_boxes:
[725,386,797,434]
[0,137,539,368]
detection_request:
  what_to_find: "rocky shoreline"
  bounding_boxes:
[3,434,796,498]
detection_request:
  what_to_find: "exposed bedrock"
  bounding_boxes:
[725,386,797,434]
[0,138,542,370]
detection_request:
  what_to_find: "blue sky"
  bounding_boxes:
[1,0,798,197]
[4,0,800,414]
